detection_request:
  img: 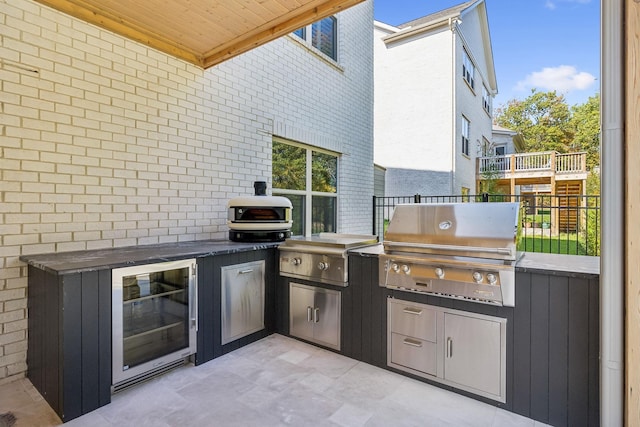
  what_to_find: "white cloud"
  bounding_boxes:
[545,0,590,10]
[515,65,596,93]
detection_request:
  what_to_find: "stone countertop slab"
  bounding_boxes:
[20,239,279,275]
[515,251,599,277]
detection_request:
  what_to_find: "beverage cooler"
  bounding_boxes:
[112,258,197,390]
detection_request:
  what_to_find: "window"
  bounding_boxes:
[293,27,306,39]
[462,49,475,89]
[482,85,492,114]
[461,116,470,156]
[272,139,338,235]
[482,137,491,156]
[494,145,506,156]
[292,16,337,61]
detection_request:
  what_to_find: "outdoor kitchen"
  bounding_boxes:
[2,0,635,426]
[17,199,599,426]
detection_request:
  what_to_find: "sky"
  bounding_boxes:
[373,0,600,109]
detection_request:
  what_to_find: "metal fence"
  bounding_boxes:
[372,194,601,256]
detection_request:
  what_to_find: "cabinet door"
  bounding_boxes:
[289,283,315,342]
[444,313,503,398]
[312,287,341,350]
[221,260,265,345]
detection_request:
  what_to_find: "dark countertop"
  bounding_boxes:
[20,239,280,275]
[350,244,600,277]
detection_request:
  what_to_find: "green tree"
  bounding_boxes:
[272,142,306,190]
[570,93,600,170]
[495,89,574,153]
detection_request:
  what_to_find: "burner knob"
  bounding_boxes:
[486,273,497,284]
[434,267,444,278]
[291,257,302,266]
[402,265,410,274]
[317,261,329,271]
[472,272,483,283]
[391,263,400,273]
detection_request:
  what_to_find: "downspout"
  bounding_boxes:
[449,17,457,194]
[600,0,624,425]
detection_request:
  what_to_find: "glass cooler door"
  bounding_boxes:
[112,259,197,386]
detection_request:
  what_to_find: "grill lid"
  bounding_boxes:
[384,202,519,261]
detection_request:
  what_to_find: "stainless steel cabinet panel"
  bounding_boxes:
[221,260,265,345]
[387,298,506,403]
[289,282,315,342]
[444,312,503,398]
[289,282,341,350]
[390,332,437,375]
[389,301,437,342]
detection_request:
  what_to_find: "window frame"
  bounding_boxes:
[461,116,471,157]
[272,138,339,236]
[462,49,476,90]
[482,84,492,115]
[292,15,338,62]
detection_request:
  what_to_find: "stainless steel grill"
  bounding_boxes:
[379,202,520,306]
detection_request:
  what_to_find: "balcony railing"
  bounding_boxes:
[477,151,587,175]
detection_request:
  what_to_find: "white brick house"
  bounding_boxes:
[0,0,373,383]
[374,0,497,197]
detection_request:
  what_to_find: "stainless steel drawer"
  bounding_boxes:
[389,300,437,342]
[390,332,437,376]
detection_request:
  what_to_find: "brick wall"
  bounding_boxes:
[0,0,373,383]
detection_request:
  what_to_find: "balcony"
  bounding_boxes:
[477,151,588,183]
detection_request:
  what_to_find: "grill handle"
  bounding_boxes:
[384,241,514,257]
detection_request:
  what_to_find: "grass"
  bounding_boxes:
[518,234,588,255]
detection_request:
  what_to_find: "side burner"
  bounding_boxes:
[279,233,378,286]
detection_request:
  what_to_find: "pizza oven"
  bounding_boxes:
[227,181,293,242]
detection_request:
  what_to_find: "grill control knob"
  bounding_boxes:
[291,257,302,266]
[486,273,497,284]
[472,272,483,283]
[391,263,400,273]
[317,261,329,271]
[402,265,410,274]
[434,267,444,278]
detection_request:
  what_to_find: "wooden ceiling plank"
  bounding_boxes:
[202,0,365,68]
[118,0,238,52]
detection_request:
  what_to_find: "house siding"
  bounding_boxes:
[0,0,373,382]
[384,168,452,197]
[374,25,454,176]
[374,1,495,197]
[453,6,494,193]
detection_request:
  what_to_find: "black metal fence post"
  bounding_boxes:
[372,195,377,237]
